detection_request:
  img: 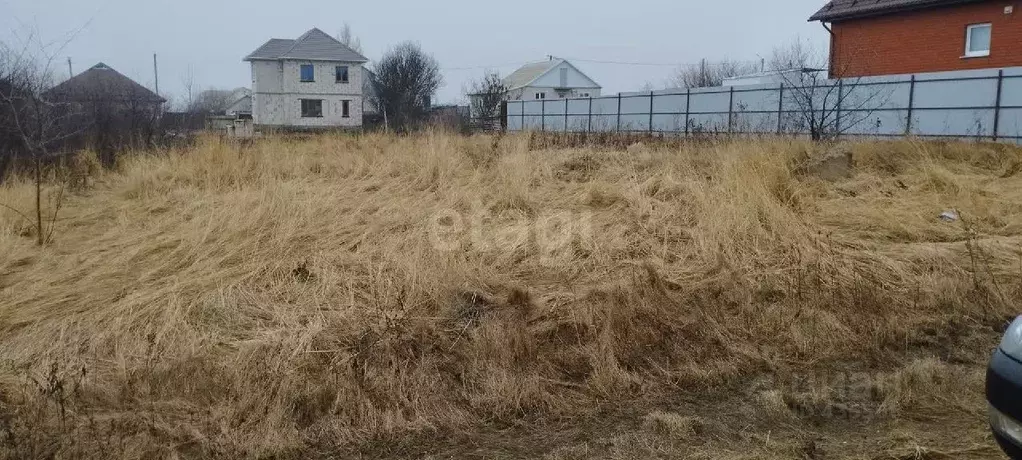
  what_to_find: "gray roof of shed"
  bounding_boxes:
[45,62,165,103]
[809,0,983,21]
[244,28,368,62]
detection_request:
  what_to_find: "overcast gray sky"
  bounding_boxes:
[2,0,829,105]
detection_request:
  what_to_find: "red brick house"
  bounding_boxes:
[810,0,1022,78]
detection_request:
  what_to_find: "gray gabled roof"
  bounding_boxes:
[244,28,368,62]
[246,39,295,60]
[809,0,982,21]
[44,62,165,103]
[502,58,601,91]
[503,59,562,90]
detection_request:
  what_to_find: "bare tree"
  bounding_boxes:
[188,88,232,114]
[769,38,887,140]
[467,72,507,122]
[337,23,363,54]
[180,66,196,112]
[672,58,759,88]
[0,35,82,245]
[368,42,442,132]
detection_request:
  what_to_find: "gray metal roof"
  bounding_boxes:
[809,0,982,21]
[246,39,295,60]
[44,62,165,103]
[502,59,563,90]
[244,28,368,62]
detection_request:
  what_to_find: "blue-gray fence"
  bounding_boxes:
[506,67,1022,142]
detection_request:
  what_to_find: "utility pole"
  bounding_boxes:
[700,58,707,87]
[153,53,160,97]
[67,57,72,78]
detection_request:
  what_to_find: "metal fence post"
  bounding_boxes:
[648,91,655,134]
[777,83,784,134]
[616,93,622,133]
[835,79,844,138]
[727,86,735,134]
[564,98,569,133]
[905,74,916,135]
[684,88,691,137]
[994,69,1004,141]
[587,97,593,133]
[520,101,525,131]
[541,99,546,132]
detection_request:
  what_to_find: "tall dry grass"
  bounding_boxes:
[0,133,1019,458]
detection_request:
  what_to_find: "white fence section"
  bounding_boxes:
[506,67,1022,142]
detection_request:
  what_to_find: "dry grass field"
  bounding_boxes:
[0,133,1021,459]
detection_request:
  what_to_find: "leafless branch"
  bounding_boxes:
[770,38,891,140]
[672,58,759,88]
[336,23,363,54]
[368,42,443,132]
[468,72,507,122]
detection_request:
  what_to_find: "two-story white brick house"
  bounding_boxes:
[244,28,368,129]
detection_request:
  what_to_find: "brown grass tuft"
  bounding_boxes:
[0,133,1020,458]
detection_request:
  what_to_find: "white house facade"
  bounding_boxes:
[224,88,253,116]
[244,28,367,128]
[470,58,601,119]
[504,58,601,101]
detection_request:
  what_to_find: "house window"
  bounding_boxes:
[336,66,349,83]
[535,92,546,99]
[341,100,350,118]
[965,23,992,57]
[301,99,323,117]
[300,64,315,82]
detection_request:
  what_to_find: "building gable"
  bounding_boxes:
[528,61,601,89]
[503,59,601,91]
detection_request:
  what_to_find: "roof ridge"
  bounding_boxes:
[280,29,315,57]
[47,62,165,103]
[246,28,368,62]
[279,27,368,61]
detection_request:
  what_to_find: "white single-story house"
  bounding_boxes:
[469,57,601,119]
[503,57,601,101]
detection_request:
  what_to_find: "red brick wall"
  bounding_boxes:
[831,1,1022,77]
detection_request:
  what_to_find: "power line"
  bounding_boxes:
[439,54,770,80]
[561,57,682,67]
[442,61,528,71]
[442,56,757,72]
[564,56,756,68]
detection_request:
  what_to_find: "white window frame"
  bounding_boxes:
[964,23,992,58]
[535,92,546,100]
